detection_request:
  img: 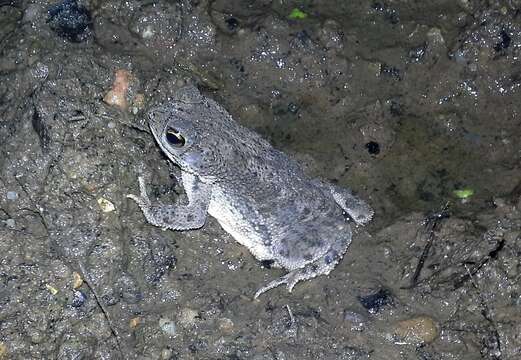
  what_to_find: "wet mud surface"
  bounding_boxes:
[1,0,521,359]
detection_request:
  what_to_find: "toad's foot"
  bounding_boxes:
[127,175,211,230]
[254,248,344,299]
[254,270,303,299]
[327,183,374,225]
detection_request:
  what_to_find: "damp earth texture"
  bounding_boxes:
[1,0,521,359]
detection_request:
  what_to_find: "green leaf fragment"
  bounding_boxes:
[289,8,308,19]
[453,188,474,199]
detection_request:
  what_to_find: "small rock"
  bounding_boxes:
[0,342,8,359]
[97,197,115,213]
[71,290,87,307]
[24,3,42,23]
[358,288,394,314]
[394,315,439,344]
[178,308,199,328]
[5,219,15,229]
[159,318,177,337]
[28,329,45,344]
[318,19,344,50]
[72,271,83,289]
[287,102,299,114]
[368,62,382,77]
[45,284,59,295]
[427,27,445,47]
[343,310,366,331]
[6,191,18,201]
[160,348,173,359]
[129,317,141,329]
[103,69,132,111]
[218,318,234,334]
[47,0,92,43]
[130,93,145,114]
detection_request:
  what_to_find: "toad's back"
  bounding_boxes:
[206,148,350,270]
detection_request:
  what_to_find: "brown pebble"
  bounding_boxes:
[103,69,131,111]
[218,318,234,334]
[129,317,141,329]
[0,342,7,359]
[72,271,83,289]
[394,315,439,344]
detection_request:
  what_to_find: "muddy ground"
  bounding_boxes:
[1,0,521,359]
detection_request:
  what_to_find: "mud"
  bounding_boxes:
[1,0,521,359]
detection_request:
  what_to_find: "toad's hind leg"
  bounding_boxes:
[325,182,374,225]
[254,234,350,299]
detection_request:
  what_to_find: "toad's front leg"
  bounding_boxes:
[127,172,212,230]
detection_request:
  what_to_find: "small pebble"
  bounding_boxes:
[427,27,445,46]
[28,329,45,344]
[103,69,132,111]
[159,318,177,337]
[358,288,393,314]
[47,0,92,43]
[97,197,115,213]
[129,317,141,329]
[72,271,83,289]
[343,310,366,331]
[178,308,198,327]
[71,290,87,307]
[130,93,146,115]
[141,25,154,39]
[160,348,173,359]
[45,284,59,295]
[0,342,8,358]
[287,102,299,114]
[394,315,439,344]
[23,3,42,23]
[5,219,15,229]
[31,62,49,80]
[218,318,234,333]
[6,191,18,201]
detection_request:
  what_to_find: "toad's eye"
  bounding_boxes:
[165,128,186,148]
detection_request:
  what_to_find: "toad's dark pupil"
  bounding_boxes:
[166,128,185,147]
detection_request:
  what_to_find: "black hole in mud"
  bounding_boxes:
[494,29,511,52]
[365,141,380,155]
[358,288,394,314]
[226,17,239,31]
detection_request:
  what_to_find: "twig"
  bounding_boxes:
[78,262,125,357]
[403,202,450,289]
[286,304,295,326]
[464,264,502,359]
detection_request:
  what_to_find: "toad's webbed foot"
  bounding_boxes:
[326,183,374,225]
[254,246,345,299]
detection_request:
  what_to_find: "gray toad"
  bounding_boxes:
[128,86,373,298]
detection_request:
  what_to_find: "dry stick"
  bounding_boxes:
[403,202,451,289]
[464,264,502,359]
[78,262,125,357]
[285,304,295,326]
[453,239,505,289]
